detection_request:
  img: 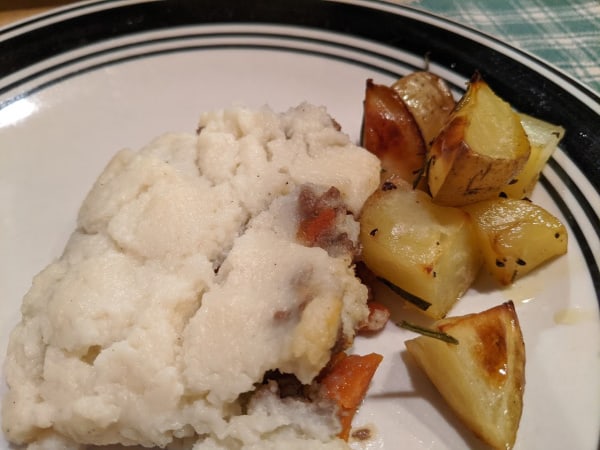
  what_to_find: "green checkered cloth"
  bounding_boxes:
[413,0,600,94]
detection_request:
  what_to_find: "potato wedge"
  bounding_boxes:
[463,198,568,285]
[392,71,456,147]
[362,79,427,186]
[501,114,565,199]
[427,74,530,206]
[359,177,481,319]
[405,301,525,450]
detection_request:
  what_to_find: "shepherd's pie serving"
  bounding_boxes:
[2,104,381,450]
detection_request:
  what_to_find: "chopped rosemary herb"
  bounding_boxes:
[377,277,431,311]
[382,181,397,191]
[398,320,459,345]
[412,166,425,190]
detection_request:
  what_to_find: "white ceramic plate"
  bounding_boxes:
[1,1,599,449]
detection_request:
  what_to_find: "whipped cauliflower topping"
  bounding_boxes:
[2,104,381,449]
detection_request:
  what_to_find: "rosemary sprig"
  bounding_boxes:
[377,277,431,311]
[398,320,459,345]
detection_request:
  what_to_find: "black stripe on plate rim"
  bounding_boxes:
[0,30,445,105]
[545,160,600,304]
[1,0,598,194]
[540,174,600,302]
[5,0,600,108]
[547,157,600,240]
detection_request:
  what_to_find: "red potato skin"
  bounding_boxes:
[362,79,427,188]
[392,71,456,146]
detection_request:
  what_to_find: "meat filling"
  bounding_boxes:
[297,185,358,258]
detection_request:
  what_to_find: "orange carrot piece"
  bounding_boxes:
[297,207,337,244]
[321,352,383,440]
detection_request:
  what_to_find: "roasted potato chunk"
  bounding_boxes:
[427,74,531,206]
[362,79,427,186]
[405,301,525,450]
[501,113,565,199]
[359,178,481,319]
[463,198,568,285]
[392,71,456,146]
